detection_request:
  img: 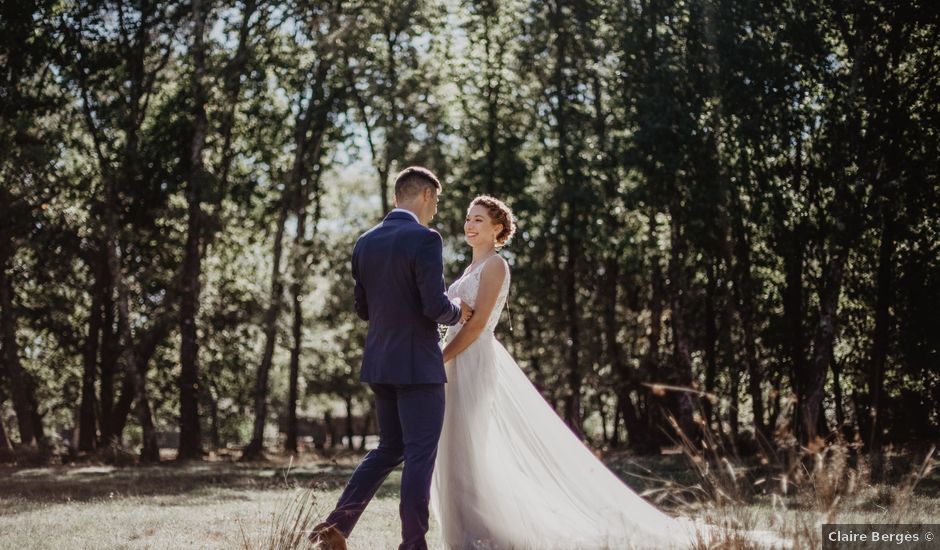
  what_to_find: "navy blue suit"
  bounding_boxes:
[326,211,462,550]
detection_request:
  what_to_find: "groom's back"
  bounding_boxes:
[355,218,430,320]
[353,213,451,385]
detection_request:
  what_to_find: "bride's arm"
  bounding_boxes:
[442,258,506,364]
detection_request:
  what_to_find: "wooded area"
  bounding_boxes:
[1,0,937,463]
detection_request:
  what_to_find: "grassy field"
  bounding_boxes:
[0,452,411,550]
[0,449,937,549]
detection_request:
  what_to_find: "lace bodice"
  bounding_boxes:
[446,256,510,338]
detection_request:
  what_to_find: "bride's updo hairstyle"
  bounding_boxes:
[470,195,516,248]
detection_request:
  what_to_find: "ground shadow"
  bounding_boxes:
[0,456,361,512]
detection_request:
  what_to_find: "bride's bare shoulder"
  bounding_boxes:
[479,255,508,285]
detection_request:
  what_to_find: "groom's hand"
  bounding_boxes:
[460,301,474,324]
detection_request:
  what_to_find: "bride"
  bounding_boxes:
[431,195,720,550]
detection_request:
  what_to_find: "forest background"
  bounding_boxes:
[1,0,937,475]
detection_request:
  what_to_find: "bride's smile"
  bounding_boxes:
[464,204,503,248]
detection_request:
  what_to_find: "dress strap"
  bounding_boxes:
[465,253,501,278]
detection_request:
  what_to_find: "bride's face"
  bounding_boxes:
[464,204,502,248]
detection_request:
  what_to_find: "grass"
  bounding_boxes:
[0,446,937,549]
[0,452,430,550]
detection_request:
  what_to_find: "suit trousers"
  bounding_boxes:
[326,383,445,550]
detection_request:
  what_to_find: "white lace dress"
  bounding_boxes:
[429,257,703,549]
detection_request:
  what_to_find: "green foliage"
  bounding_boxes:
[0,0,937,457]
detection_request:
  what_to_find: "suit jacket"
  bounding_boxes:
[353,210,462,384]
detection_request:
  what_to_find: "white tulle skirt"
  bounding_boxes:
[429,332,702,550]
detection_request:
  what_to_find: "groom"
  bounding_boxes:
[310,167,472,550]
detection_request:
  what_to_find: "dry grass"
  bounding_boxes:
[0,443,937,549]
[0,454,434,550]
[619,413,940,549]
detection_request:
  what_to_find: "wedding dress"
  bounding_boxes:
[430,256,707,549]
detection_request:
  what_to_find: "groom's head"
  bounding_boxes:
[394,166,442,226]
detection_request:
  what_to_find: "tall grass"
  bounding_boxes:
[239,458,320,550]
[661,408,938,549]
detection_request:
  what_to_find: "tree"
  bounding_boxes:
[242,0,352,460]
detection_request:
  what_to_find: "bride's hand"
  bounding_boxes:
[459,301,474,324]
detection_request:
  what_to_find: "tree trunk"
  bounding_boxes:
[713,195,744,444]
[852,390,870,445]
[782,227,807,439]
[97,271,117,446]
[206,380,222,450]
[768,367,783,436]
[210,412,221,454]
[667,201,698,443]
[286,162,323,454]
[781,130,809,443]
[379,28,404,215]
[0,194,42,448]
[561,234,582,434]
[610,397,622,447]
[177,0,211,462]
[597,395,610,444]
[111,372,135,442]
[868,216,895,451]
[179,0,259,457]
[0,401,13,459]
[78,249,108,451]
[105,227,159,462]
[522,315,545,393]
[799,245,849,444]
[718,252,739,442]
[106,249,159,461]
[703,259,719,431]
[590,68,643,450]
[546,2,583,438]
[284,286,302,455]
[728,192,767,441]
[324,411,337,448]
[241,189,290,460]
[110,311,172,447]
[213,0,258,205]
[344,395,355,450]
[378,164,391,215]
[481,9,501,194]
[641,217,665,454]
[70,1,164,462]
[284,179,310,455]
[242,57,336,460]
[358,402,374,451]
[350,84,387,215]
[830,353,846,432]
[110,266,175,461]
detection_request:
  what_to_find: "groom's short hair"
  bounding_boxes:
[395,166,442,201]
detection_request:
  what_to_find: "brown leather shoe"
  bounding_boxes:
[309,522,347,550]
